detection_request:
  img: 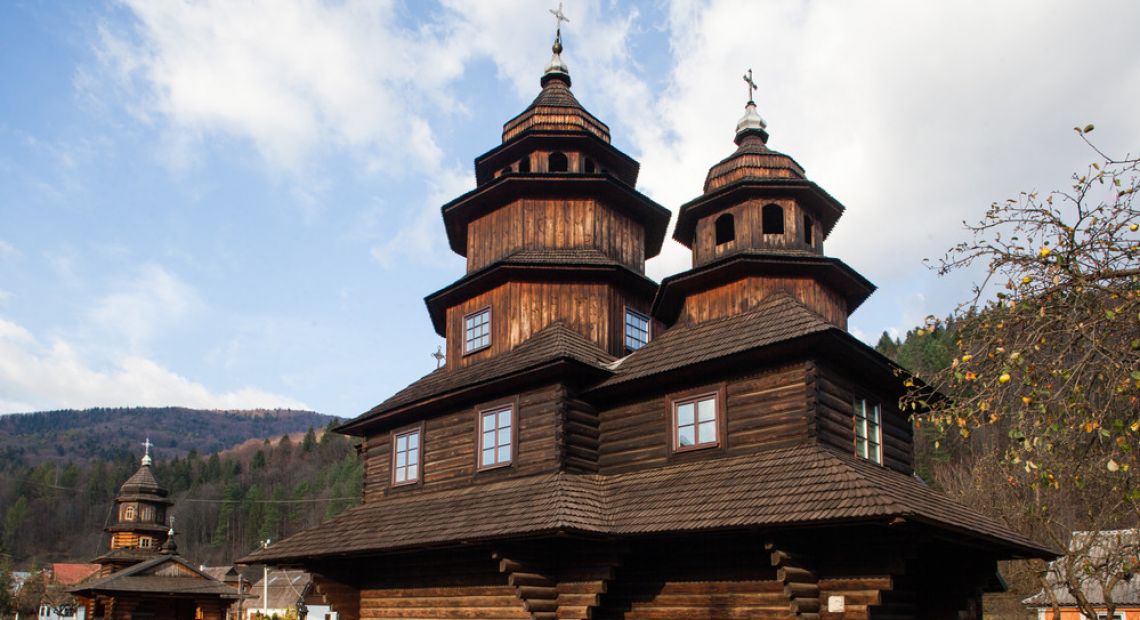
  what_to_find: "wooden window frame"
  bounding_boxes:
[463,306,492,355]
[667,384,727,454]
[121,504,136,521]
[138,536,152,549]
[475,398,518,471]
[853,398,883,464]
[623,306,651,352]
[390,422,425,487]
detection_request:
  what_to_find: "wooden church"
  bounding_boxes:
[71,446,240,620]
[243,19,1054,620]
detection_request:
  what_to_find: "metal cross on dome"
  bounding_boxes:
[142,437,153,458]
[550,2,570,32]
[432,345,446,369]
[743,68,758,104]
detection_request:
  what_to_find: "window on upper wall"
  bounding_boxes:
[584,158,596,173]
[478,405,514,469]
[121,505,135,521]
[464,307,491,354]
[762,203,784,234]
[715,213,735,245]
[518,157,531,173]
[624,308,650,352]
[672,392,719,451]
[803,214,814,245]
[392,426,421,485]
[854,399,883,464]
[138,537,152,548]
[548,151,569,172]
[140,506,153,522]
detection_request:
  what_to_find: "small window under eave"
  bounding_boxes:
[803,213,814,245]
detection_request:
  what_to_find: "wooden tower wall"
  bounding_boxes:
[691,197,823,267]
[465,198,646,272]
[677,275,849,329]
[445,281,651,367]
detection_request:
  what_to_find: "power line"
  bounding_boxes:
[181,497,355,504]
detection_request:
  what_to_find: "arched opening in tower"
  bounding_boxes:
[762,203,785,235]
[715,213,735,246]
[548,151,569,172]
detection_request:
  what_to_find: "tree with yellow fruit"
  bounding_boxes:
[902,128,1139,619]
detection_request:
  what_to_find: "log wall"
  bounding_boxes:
[357,549,528,620]
[678,274,848,328]
[596,363,812,474]
[594,537,788,620]
[446,281,650,367]
[814,363,913,474]
[363,384,564,500]
[692,197,823,266]
[465,198,645,272]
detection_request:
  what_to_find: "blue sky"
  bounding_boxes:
[2,0,1139,417]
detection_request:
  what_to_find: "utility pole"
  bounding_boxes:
[260,539,270,618]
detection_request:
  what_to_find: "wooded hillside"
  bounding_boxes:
[0,407,338,466]
[0,409,362,569]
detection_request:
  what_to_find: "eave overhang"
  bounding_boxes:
[673,179,846,247]
[424,259,659,336]
[474,131,640,186]
[106,523,171,535]
[651,252,876,325]
[336,357,611,437]
[441,174,672,259]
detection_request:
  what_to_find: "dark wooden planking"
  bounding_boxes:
[596,363,811,473]
[465,198,646,272]
[814,363,914,474]
[678,275,848,329]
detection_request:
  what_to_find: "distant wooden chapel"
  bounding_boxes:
[71,445,239,620]
[244,20,1054,620]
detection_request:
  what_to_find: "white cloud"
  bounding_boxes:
[0,316,308,414]
[88,263,203,352]
[639,0,1140,320]
[94,0,455,173]
[0,240,20,260]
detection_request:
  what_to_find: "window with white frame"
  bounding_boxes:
[121,504,136,521]
[138,536,152,548]
[673,393,719,450]
[624,308,650,351]
[392,427,421,485]
[854,399,882,463]
[479,406,513,468]
[464,308,491,354]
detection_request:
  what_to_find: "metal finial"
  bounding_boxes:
[431,346,445,369]
[141,437,154,466]
[743,69,757,105]
[549,3,569,54]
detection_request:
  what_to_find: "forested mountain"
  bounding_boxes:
[0,426,362,569]
[0,407,339,466]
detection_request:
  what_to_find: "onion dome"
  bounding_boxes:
[702,101,805,193]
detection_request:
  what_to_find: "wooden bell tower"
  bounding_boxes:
[426,25,671,368]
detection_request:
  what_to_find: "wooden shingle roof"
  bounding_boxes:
[71,554,239,598]
[339,323,615,434]
[240,444,1053,564]
[599,295,834,388]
